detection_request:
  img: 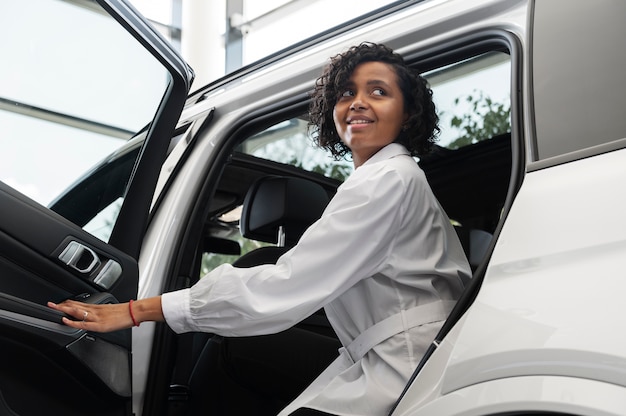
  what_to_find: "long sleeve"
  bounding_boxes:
[161,148,420,336]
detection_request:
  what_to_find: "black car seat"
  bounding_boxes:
[181,175,332,415]
[233,175,331,267]
[454,226,493,273]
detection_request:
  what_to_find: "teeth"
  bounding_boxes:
[349,120,372,124]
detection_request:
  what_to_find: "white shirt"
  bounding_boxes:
[162,143,471,415]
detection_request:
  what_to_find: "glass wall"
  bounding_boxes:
[130,0,396,81]
[241,0,399,64]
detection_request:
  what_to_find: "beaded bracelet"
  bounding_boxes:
[129,299,140,327]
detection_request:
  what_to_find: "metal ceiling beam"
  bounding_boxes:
[0,97,134,140]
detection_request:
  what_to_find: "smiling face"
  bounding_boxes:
[332,61,408,167]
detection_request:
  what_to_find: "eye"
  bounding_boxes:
[372,88,385,96]
[339,89,354,98]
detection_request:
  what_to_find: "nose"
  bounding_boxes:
[349,95,367,111]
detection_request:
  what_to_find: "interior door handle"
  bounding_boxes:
[58,241,100,274]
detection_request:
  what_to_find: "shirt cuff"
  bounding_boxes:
[161,288,192,334]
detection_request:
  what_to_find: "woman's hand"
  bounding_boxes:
[48,296,164,332]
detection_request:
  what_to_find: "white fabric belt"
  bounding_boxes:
[341,300,456,363]
[277,300,456,416]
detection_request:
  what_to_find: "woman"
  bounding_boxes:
[49,42,471,416]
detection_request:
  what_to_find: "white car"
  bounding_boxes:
[1,0,626,415]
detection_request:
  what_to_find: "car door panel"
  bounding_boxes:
[0,184,135,414]
[0,327,130,416]
[0,183,138,304]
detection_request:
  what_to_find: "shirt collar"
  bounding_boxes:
[360,143,411,168]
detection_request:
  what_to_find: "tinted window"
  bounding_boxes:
[533,1,626,160]
[236,118,353,181]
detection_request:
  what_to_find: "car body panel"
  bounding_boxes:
[393,153,626,414]
[442,148,626,391]
[396,376,626,416]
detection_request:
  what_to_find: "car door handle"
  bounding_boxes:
[58,241,100,274]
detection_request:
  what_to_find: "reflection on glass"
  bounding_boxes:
[0,0,171,241]
[425,52,511,149]
[238,118,353,182]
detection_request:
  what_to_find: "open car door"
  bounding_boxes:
[0,1,192,414]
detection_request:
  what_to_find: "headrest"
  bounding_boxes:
[240,176,330,246]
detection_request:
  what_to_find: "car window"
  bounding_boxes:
[0,0,170,242]
[235,51,511,175]
[236,117,354,182]
[425,51,511,150]
[533,2,626,160]
[83,197,124,242]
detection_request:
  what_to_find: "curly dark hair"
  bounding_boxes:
[308,42,439,159]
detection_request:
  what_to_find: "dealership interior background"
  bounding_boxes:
[130,0,397,90]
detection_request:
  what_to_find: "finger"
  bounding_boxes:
[49,302,78,318]
[48,301,90,321]
[61,316,93,331]
[47,301,61,310]
[48,300,77,311]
